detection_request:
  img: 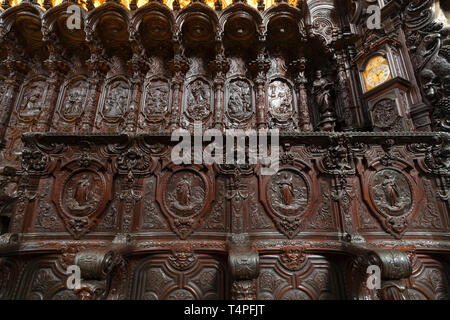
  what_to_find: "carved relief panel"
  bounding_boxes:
[257,252,343,300]
[259,164,318,238]
[361,160,423,238]
[130,251,227,300]
[139,78,171,131]
[266,79,296,130]
[52,159,112,239]
[224,78,254,128]
[96,77,131,131]
[15,78,48,125]
[156,166,215,239]
[182,77,213,127]
[53,77,89,132]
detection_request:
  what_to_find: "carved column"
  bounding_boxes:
[209,49,229,130]
[0,33,28,146]
[125,32,147,133]
[291,57,312,131]
[168,54,189,130]
[119,172,142,233]
[81,38,109,133]
[249,48,270,129]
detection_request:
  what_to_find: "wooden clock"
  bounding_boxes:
[363,55,392,91]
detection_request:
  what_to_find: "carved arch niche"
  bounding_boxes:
[51,158,112,239]
[258,161,318,238]
[360,157,423,239]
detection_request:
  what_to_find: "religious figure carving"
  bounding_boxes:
[143,80,170,122]
[312,70,336,131]
[63,172,103,216]
[226,80,253,123]
[267,80,294,122]
[372,170,412,216]
[185,79,211,121]
[103,81,129,119]
[166,171,206,217]
[61,84,88,120]
[19,83,43,118]
[269,170,308,216]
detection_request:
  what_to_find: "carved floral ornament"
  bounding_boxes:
[156,166,215,239]
[259,165,317,239]
[52,159,112,239]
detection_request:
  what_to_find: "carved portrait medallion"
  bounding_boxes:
[58,80,89,122]
[62,171,105,217]
[267,80,294,123]
[370,169,412,217]
[184,79,212,122]
[226,79,253,124]
[165,170,206,218]
[101,80,130,122]
[268,170,308,217]
[142,79,170,123]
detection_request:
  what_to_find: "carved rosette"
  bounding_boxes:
[259,165,317,238]
[52,159,112,239]
[361,160,422,238]
[156,166,214,239]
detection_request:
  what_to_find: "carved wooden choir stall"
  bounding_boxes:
[0,0,449,300]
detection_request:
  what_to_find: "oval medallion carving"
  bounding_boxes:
[62,171,106,217]
[165,170,206,218]
[370,169,412,217]
[268,169,308,217]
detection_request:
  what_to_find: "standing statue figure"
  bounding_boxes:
[312,70,336,131]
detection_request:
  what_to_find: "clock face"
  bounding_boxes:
[363,56,392,91]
